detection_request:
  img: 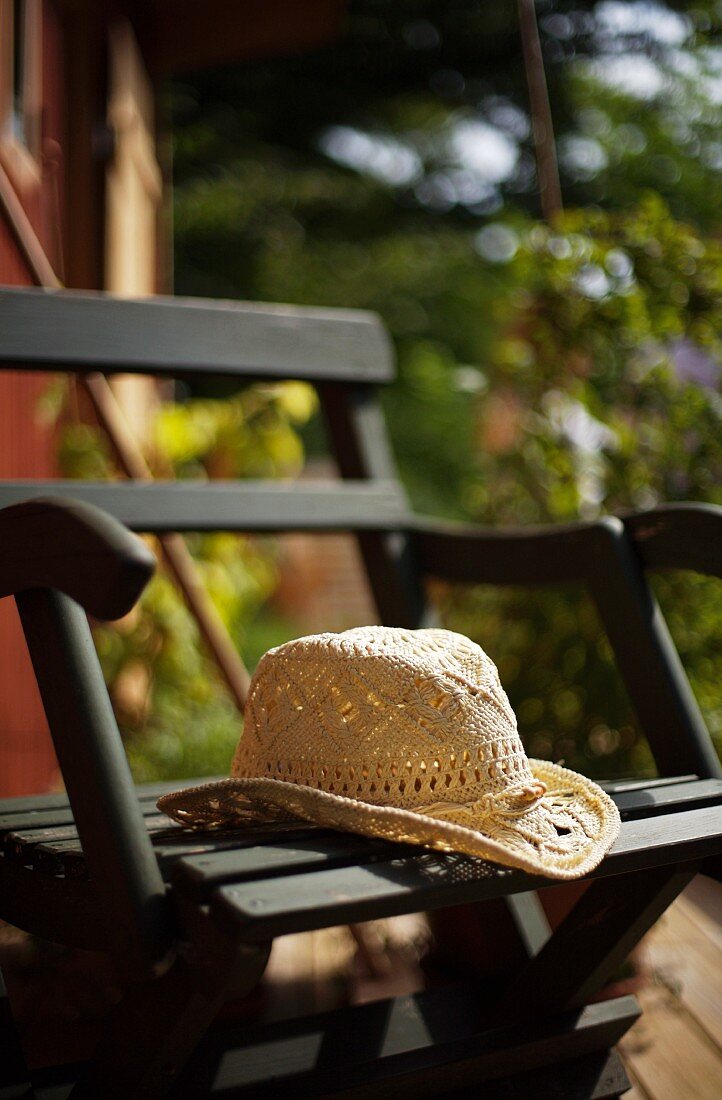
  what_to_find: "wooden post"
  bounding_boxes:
[517,0,563,222]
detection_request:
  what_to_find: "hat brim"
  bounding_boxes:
[158,759,619,881]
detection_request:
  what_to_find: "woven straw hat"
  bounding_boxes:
[158,627,620,879]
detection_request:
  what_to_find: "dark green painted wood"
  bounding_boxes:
[587,518,722,779]
[0,480,411,533]
[624,502,722,576]
[0,498,155,621]
[415,517,601,586]
[210,803,722,941]
[432,1051,630,1100]
[416,501,722,586]
[0,791,70,814]
[320,382,424,626]
[15,590,170,974]
[495,864,698,1020]
[5,779,721,884]
[613,777,722,818]
[27,1050,632,1100]
[418,515,722,780]
[172,836,412,901]
[599,774,696,793]
[0,777,222,816]
[175,987,639,1099]
[0,807,76,832]
[2,289,722,1097]
[0,287,395,383]
[1,814,175,863]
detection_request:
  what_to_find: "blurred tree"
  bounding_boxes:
[168,1,722,778]
[59,382,317,780]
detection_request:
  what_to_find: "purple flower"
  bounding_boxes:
[669,338,720,389]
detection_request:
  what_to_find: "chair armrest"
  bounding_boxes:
[413,515,619,586]
[0,496,155,620]
[624,503,722,579]
[415,503,722,587]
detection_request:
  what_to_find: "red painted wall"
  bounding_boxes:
[0,241,61,797]
[0,2,66,795]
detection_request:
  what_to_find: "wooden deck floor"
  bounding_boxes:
[618,876,722,1100]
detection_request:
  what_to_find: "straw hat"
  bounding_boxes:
[158,627,620,879]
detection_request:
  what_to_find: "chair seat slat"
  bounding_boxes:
[0,776,223,817]
[210,803,722,941]
[5,780,721,882]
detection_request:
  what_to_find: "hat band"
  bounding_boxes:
[416,778,547,821]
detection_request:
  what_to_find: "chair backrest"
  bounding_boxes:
[0,286,423,625]
[0,286,434,972]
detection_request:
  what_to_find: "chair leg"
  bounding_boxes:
[69,937,270,1100]
[495,862,699,1023]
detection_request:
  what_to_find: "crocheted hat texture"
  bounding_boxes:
[158,627,620,879]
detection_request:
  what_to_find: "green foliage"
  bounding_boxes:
[436,199,722,776]
[161,0,722,780]
[58,383,316,780]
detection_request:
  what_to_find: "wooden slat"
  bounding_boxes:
[33,823,327,880]
[172,835,412,901]
[0,794,181,835]
[614,778,722,819]
[0,287,395,383]
[625,503,722,579]
[418,501,722,585]
[0,806,76,831]
[0,771,692,817]
[439,1052,631,1100]
[415,518,600,586]
[176,987,639,1099]
[25,1050,632,1100]
[599,774,697,794]
[0,480,411,532]
[210,805,722,940]
[0,776,221,816]
[170,780,722,902]
[6,778,722,882]
[1,813,176,863]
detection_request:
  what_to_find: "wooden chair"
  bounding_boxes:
[1,285,721,1099]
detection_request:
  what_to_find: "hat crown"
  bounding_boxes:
[233,627,535,809]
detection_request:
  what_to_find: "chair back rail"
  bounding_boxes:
[0,287,394,383]
[0,480,410,533]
